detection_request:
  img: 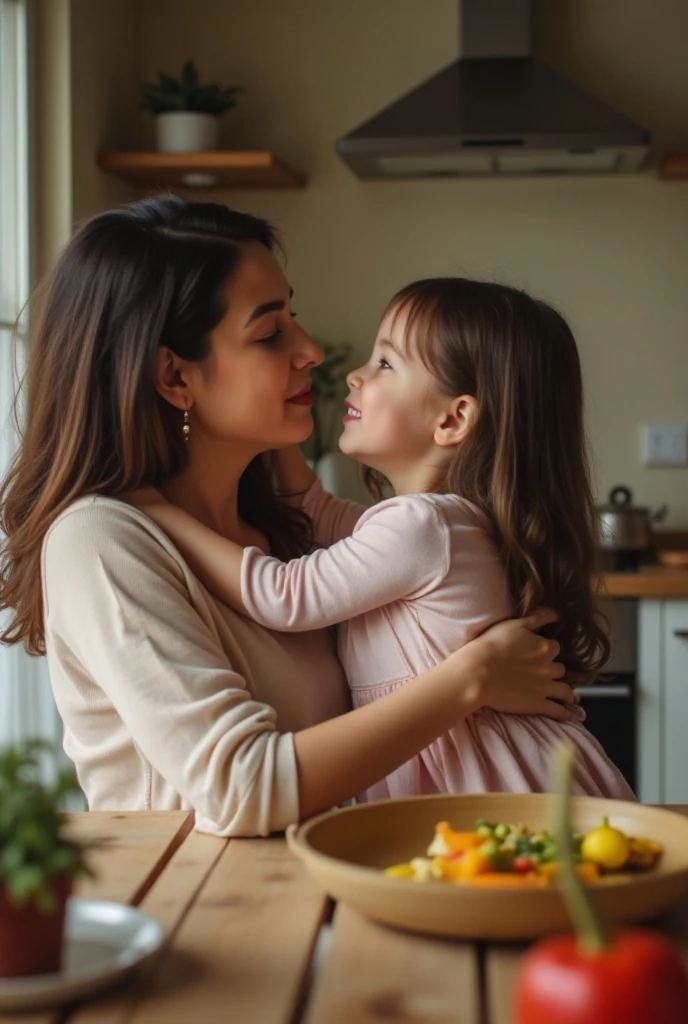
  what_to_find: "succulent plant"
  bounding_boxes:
[0,741,93,911]
[141,60,241,116]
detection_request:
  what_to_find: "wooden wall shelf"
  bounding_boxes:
[658,152,688,180]
[97,151,305,190]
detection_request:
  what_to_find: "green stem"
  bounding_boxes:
[552,742,610,955]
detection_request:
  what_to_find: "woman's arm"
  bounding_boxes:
[45,503,576,834]
[295,609,575,817]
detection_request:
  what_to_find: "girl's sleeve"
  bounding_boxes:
[242,496,450,631]
[301,478,368,546]
[42,502,300,838]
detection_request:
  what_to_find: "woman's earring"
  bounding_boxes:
[182,409,190,442]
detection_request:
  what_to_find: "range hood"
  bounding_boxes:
[336,0,650,179]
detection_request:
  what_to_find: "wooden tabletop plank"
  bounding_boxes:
[304,903,480,1024]
[67,812,193,905]
[0,813,193,1024]
[119,838,328,1024]
[66,828,228,1024]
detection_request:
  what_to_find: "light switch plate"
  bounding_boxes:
[641,424,688,466]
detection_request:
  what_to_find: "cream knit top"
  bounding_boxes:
[41,497,349,836]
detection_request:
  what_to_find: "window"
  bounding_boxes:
[0,0,30,337]
[0,0,60,757]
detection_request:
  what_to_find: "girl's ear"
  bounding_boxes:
[434,395,478,448]
[153,346,192,412]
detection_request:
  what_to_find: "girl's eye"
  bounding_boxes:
[378,357,392,370]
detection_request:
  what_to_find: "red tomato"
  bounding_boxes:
[514,929,688,1024]
[513,856,534,874]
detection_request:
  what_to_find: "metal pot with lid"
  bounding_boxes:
[597,486,668,553]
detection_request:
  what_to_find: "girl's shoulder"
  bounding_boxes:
[353,492,489,535]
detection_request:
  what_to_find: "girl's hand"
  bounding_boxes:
[460,608,582,722]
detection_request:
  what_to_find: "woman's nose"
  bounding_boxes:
[293,330,324,369]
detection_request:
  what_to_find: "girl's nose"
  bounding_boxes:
[347,366,364,390]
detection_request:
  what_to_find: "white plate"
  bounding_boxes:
[0,898,164,1012]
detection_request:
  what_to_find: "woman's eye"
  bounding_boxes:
[259,330,282,345]
[378,357,392,370]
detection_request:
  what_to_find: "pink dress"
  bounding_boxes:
[241,481,635,803]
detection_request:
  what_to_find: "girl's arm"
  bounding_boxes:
[242,496,447,630]
[272,446,317,507]
[129,490,248,614]
[275,446,365,545]
[131,492,447,631]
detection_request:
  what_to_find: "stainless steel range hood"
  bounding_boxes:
[336,0,650,179]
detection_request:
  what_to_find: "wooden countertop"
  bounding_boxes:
[602,566,688,598]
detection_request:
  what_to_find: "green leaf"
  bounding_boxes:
[7,864,43,902]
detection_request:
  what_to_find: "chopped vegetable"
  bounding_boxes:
[581,817,630,870]
[383,807,662,887]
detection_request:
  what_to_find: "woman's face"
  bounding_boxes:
[182,243,323,453]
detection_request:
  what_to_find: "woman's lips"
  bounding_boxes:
[287,389,314,407]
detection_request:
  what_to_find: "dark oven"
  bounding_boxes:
[575,598,637,793]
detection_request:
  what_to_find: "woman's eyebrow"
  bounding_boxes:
[244,287,294,327]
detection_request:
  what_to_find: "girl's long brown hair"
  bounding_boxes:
[382,278,609,683]
[0,195,312,655]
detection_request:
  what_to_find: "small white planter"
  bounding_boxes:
[155,112,220,153]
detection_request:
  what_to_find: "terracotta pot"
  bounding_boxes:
[0,876,72,978]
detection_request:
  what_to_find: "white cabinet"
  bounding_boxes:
[663,601,688,803]
[638,600,688,804]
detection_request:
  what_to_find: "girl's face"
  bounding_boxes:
[180,243,323,454]
[339,306,450,489]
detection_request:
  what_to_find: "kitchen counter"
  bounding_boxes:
[602,567,688,598]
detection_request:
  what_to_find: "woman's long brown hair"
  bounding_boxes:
[0,196,312,655]
[379,278,609,683]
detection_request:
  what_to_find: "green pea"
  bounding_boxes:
[494,823,510,841]
[541,842,558,863]
[479,840,499,861]
[476,824,494,838]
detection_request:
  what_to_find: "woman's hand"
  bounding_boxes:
[458,608,582,722]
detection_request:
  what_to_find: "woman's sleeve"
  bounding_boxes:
[42,503,299,838]
[301,478,368,546]
[242,496,450,631]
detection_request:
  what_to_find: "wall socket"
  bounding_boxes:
[641,424,688,467]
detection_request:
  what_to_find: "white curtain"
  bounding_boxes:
[0,0,60,753]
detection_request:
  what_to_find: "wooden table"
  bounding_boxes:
[8,808,688,1024]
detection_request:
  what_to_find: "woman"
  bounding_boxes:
[0,196,577,836]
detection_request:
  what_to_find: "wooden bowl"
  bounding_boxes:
[288,794,688,941]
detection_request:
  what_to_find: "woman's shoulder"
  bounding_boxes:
[43,495,188,578]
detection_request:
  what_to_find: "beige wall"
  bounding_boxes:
[83,0,688,523]
[69,0,140,225]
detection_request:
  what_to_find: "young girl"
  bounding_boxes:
[132,277,633,802]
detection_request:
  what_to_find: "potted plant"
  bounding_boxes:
[141,59,242,153]
[0,741,93,978]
